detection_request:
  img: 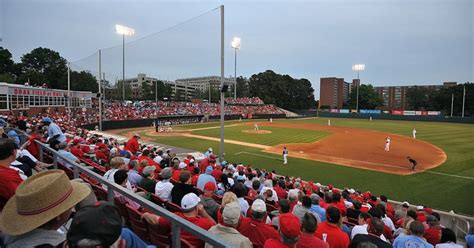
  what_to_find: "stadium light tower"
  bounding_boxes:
[115,24,135,101]
[352,64,365,112]
[231,37,241,99]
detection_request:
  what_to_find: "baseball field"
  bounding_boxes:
[113,117,474,216]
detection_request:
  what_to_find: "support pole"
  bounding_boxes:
[450,92,454,117]
[98,50,102,131]
[67,62,71,122]
[234,48,237,99]
[219,5,225,162]
[462,85,466,118]
[122,34,125,101]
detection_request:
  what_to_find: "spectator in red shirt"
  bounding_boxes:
[247,180,260,199]
[424,215,442,245]
[25,127,42,157]
[274,180,288,200]
[239,199,280,247]
[143,193,215,247]
[297,213,327,248]
[124,134,140,154]
[332,193,346,217]
[70,140,85,158]
[171,162,187,182]
[0,139,24,210]
[380,195,395,217]
[315,206,350,248]
[264,213,301,248]
[138,149,158,168]
[416,206,427,223]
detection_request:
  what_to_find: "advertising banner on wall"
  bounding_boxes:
[403,111,416,115]
[428,111,441,116]
[351,109,358,113]
[392,110,403,115]
[339,109,350,113]
[330,109,339,113]
[415,111,429,116]
[360,109,382,114]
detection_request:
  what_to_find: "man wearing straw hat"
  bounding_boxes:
[0,170,91,248]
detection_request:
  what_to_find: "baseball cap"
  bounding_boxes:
[251,199,266,213]
[181,193,200,210]
[208,147,213,152]
[237,175,246,182]
[142,166,156,176]
[279,214,301,238]
[178,162,187,169]
[426,215,438,223]
[205,166,213,174]
[416,205,424,211]
[204,182,216,192]
[402,201,410,207]
[134,133,140,137]
[42,117,52,123]
[222,202,241,225]
[67,201,122,247]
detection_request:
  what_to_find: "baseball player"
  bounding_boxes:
[254,123,259,131]
[328,119,331,126]
[407,156,417,171]
[384,137,391,151]
[282,147,288,164]
[412,128,417,139]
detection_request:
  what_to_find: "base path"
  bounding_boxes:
[252,122,447,175]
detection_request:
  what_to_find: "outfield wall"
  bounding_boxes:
[296,111,474,124]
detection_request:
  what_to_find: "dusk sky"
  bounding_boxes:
[1,0,472,98]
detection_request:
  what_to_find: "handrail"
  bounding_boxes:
[13,130,230,248]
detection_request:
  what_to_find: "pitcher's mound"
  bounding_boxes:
[242,130,272,134]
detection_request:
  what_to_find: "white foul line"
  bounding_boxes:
[236,151,474,180]
[235,151,282,161]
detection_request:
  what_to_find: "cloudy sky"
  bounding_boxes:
[0,0,472,98]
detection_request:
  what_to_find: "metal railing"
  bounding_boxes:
[16,132,230,248]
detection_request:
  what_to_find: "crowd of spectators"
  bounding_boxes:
[224,97,265,105]
[1,115,472,248]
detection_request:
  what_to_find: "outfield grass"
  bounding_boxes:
[191,125,331,146]
[126,117,474,216]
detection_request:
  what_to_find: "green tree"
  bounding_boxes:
[17,47,67,88]
[406,86,433,110]
[348,84,383,109]
[248,70,316,110]
[0,47,17,83]
[110,80,132,100]
[141,80,173,100]
[70,71,98,92]
[429,82,473,116]
[236,76,250,98]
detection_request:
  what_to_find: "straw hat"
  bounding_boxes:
[0,170,91,236]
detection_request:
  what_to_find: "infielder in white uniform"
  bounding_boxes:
[328,119,331,126]
[282,147,288,164]
[412,128,417,139]
[254,123,259,131]
[384,137,391,151]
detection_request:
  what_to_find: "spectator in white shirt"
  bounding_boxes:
[155,167,174,201]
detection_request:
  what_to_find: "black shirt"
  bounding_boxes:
[171,183,200,206]
[350,234,392,248]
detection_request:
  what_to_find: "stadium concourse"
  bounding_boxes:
[1,100,473,248]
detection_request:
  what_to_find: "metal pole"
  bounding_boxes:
[209,83,211,102]
[450,92,454,117]
[219,5,225,162]
[122,34,125,101]
[98,50,102,131]
[356,71,359,113]
[462,85,466,118]
[67,62,71,122]
[103,72,106,102]
[155,81,158,118]
[234,48,237,99]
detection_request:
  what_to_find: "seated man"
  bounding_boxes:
[138,166,157,193]
[239,199,280,247]
[350,218,391,248]
[0,170,91,247]
[155,167,174,201]
[66,201,151,248]
[315,206,350,248]
[57,142,80,169]
[393,221,434,248]
[199,182,220,221]
[205,201,252,248]
[0,139,24,210]
[264,213,301,248]
[296,213,327,248]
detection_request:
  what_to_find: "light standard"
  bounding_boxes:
[352,64,365,112]
[231,37,241,99]
[115,24,135,101]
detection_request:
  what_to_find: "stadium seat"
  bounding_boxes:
[114,197,131,225]
[126,204,150,243]
[57,162,74,179]
[150,193,168,208]
[91,183,108,201]
[166,201,183,212]
[147,219,171,248]
[180,238,199,248]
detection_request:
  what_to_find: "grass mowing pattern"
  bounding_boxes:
[191,125,331,146]
[120,118,474,216]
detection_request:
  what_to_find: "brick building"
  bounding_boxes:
[319,77,350,109]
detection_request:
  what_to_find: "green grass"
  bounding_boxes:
[191,125,331,146]
[122,117,474,216]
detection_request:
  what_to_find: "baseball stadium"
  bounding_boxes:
[1,1,473,248]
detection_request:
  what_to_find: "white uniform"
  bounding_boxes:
[254,123,259,131]
[282,148,288,164]
[328,119,331,126]
[384,137,391,151]
[412,128,417,139]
